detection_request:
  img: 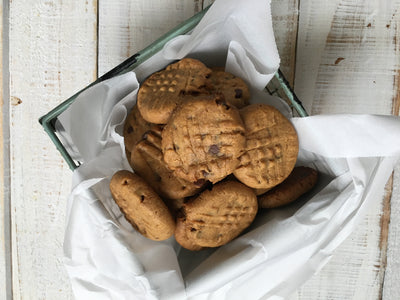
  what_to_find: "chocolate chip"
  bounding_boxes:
[190,228,197,232]
[215,99,230,110]
[234,89,243,98]
[127,126,133,133]
[140,195,145,202]
[208,144,219,155]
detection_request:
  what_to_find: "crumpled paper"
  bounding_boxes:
[55,0,400,299]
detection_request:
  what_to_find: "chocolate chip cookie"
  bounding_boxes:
[137,58,212,124]
[258,166,318,208]
[175,180,258,249]
[123,104,160,164]
[162,95,246,183]
[109,170,175,241]
[233,104,299,189]
[208,67,250,109]
[130,128,205,200]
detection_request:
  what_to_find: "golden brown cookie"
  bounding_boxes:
[137,58,212,124]
[174,217,204,251]
[163,198,186,217]
[208,68,250,109]
[253,187,271,196]
[233,104,299,189]
[123,104,160,163]
[175,180,258,249]
[130,129,205,200]
[109,170,175,241]
[162,95,246,183]
[258,166,318,208]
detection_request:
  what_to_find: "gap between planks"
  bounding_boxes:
[1,0,12,299]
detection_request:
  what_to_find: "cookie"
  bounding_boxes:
[233,104,299,189]
[175,180,258,249]
[208,68,250,109]
[109,170,175,241]
[130,129,205,200]
[175,217,204,251]
[253,187,271,196]
[137,58,212,124]
[162,95,246,183]
[258,166,318,208]
[123,104,160,163]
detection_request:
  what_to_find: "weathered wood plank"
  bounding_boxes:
[291,0,400,298]
[271,0,298,86]
[8,0,97,298]
[382,166,400,300]
[98,0,203,76]
[1,1,9,299]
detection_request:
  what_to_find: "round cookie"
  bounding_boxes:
[130,129,205,200]
[233,104,299,189]
[175,218,204,251]
[175,180,258,249]
[123,104,160,163]
[162,95,246,184]
[258,166,318,208]
[208,68,250,109]
[137,58,212,124]
[109,170,175,241]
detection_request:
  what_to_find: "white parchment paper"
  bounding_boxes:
[56,0,400,299]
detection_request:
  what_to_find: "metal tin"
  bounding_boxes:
[39,5,307,170]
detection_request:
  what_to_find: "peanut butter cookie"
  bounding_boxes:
[123,104,160,164]
[233,104,299,189]
[258,166,318,208]
[130,128,205,200]
[109,170,175,241]
[137,58,212,124]
[175,180,258,249]
[208,68,250,109]
[162,95,246,183]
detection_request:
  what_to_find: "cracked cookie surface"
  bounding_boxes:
[175,180,258,249]
[208,67,250,109]
[162,95,246,183]
[109,170,175,241]
[137,58,212,124]
[130,128,205,200]
[233,104,299,189]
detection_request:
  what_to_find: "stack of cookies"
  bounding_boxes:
[110,58,318,251]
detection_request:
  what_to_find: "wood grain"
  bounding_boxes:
[382,165,400,299]
[3,0,400,298]
[8,0,97,298]
[98,0,203,76]
[271,0,299,85]
[292,0,400,299]
[0,1,8,299]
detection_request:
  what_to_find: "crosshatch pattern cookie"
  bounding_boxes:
[175,218,204,251]
[258,166,318,208]
[130,128,205,200]
[137,58,212,124]
[208,67,250,109]
[175,180,258,249]
[109,170,175,241]
[233,104,299,189]
[162,95,246,183]
[123,104,160,163]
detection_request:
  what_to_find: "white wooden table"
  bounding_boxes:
[1,0,399,299]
